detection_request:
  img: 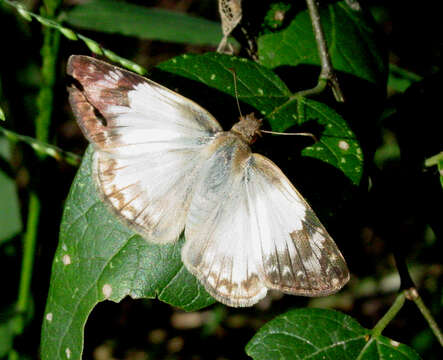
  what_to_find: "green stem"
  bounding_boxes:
[372,291,406,336]
[36,26,60,144]
[16,193,40,328]
[406,288,443,346]
[8,193,41,360]
[293,78,328,99]
[8,2,61,358]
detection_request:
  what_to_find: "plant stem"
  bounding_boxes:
[9,2,61,358]
[9,193,40,360]
[372,291,406,336]
[305,0,344,102]
[293,78,328,99]
[15,193,40,332]
[405,288,443,346]
[36,23,60,143]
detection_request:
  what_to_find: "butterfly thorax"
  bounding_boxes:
[230,113,262,144]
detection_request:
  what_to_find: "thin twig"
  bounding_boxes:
[304,0,345,102]
[405,288,443,347]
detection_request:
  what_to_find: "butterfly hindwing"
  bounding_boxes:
[182,132,268,307]
[182,139,349,306]
[246,154,349,297]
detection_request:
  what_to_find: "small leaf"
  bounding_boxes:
[246,308,421,360]
[424,152,443,189]
[64,0,226,46]
[41,147,214,360]
[59,26,78,41]
[16,5,32,22]
[159,53,363,184]
[78,35,103,55]
[258,1,387,85]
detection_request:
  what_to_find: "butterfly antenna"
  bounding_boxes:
[229,68,244,119]
[261,129,318,142]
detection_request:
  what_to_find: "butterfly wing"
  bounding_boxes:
[68,55,222,243]
[182,133,268,307]
[182,136,349,307]
[245,154,349,297]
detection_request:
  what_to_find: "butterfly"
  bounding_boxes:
[67,55,349,307]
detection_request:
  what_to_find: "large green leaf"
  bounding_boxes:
[0,137,22,244]
[258,1,387,85]
[246,308,421,359]
[158,53,363,184]
[40,147,214,360]
[64,0,225,46]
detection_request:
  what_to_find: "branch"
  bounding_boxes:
[405,288,443,347]
[372,292,406,337]
[304,0,344,102]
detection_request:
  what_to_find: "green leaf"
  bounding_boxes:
[246,308,421,360]
[64,0,226,46]
[159,53,363,184]
[258,1,387,85]
[40,147,214,360]
[0,137,22,244]
[388,64,422,93]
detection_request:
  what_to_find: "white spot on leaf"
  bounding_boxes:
[62,254,71,265]
[102,284,112,298]
[65,348,71,359]
[210,74,216,80]
[339,140,350,151]
[257,88,264,95]
[46,313,53,322]
[390,339,400,347]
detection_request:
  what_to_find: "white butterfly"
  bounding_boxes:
[67,55,349,307]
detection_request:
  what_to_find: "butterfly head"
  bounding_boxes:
[230,113,262,144]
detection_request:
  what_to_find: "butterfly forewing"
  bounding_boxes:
[68,55,222,243]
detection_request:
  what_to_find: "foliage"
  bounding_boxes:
[0,0,441,359]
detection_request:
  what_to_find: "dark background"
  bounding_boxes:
[0,0,441,359]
